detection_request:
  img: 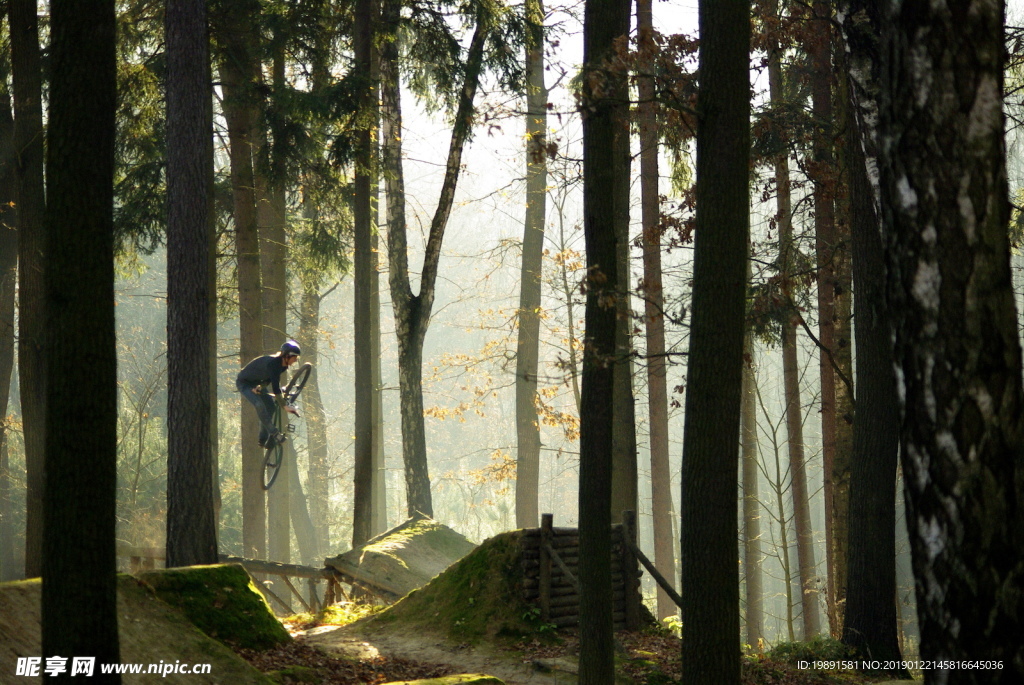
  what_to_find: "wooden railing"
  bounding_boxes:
[520,510,680,631]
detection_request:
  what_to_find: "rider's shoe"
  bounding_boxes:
[258,437,267,448]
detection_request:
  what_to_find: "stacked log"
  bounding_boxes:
[519,514,641,630]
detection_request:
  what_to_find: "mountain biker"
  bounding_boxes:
[236,339,301,448]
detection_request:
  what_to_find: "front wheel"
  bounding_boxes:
[283,363,312,404]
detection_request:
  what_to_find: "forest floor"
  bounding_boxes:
[243,615,918,685]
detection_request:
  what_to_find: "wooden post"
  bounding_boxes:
[622,510,641,630]
[540,513,553,621]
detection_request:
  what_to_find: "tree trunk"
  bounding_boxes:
[165,0,218,567]
[371,223,388,535]
[610,0,636,522]
[0,87,17,581]
[879,0,1024,679]
[578,1,630,681]
[769,12,820,638]
[352,0,378,546]
[382,0,490,518]
[637,0,675,623]
[741,338,763,648]
[837,3,905,669]
[808,0,834,639]
[287,441,320,566]
[679,0,750,682]
[42,0,120,671]
[214,0,265,559]
[262,42,290,566]
[515,0,548,530]
[298,289,330,555]
[10,0,47,580]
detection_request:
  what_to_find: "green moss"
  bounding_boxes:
[138,563,291,650]
[362,531,553,645]
[766,636,854,665]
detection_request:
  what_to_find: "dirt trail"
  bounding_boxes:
[301,624,579,685]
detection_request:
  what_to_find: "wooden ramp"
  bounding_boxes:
[324,515,477,601]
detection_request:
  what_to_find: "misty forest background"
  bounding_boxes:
[3,0,1024,672]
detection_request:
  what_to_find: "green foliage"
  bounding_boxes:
[766,636,854,666]
[114,0,167,255]
[315,601,385,626]
[400,0,527,117]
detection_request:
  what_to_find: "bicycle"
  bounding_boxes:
[263,362,312,490]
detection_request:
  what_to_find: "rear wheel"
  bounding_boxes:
[262,405,285,490]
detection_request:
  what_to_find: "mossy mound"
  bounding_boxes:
[138,563,291,650]
[382,676,505,685]
[365,531,545,644]
[0,575,274,684]
[326,515,477,599]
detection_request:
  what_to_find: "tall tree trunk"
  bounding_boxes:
[578,1,630,680]
[679,0,750,682]
[838,2,905,669]
[370,223,388,535]
[808,0,834,638]
[637,0,675,621]
[514,0,548,530]
[10,0,46,579]
[742,340,763,648]
[214,0,265,560]
[166,0,218,567]
[382,0,490,518]
[610,174,636,524]
[299,288,330,555]
[768,10,820,638]
[352,0,378,546]
[879,0,1024,679]
[0,88,17,581]
[262,42,290,566]
[610,0,636,522]
[287,442,320,565]
[42,0,120,671]
[831,217,854,638]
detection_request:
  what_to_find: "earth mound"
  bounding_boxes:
[363,530,543,643]
[0,574,273,684]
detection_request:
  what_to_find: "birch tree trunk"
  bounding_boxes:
[879,0,1024,679]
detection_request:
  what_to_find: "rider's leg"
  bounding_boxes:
[238,383,279,444]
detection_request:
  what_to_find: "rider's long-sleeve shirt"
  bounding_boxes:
[236,353,287,395]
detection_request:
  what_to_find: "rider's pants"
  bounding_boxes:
[237,382,279,444]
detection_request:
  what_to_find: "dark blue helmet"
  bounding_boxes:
[281,339,301,356]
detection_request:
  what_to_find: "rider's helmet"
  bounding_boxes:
[280,339,301,357]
